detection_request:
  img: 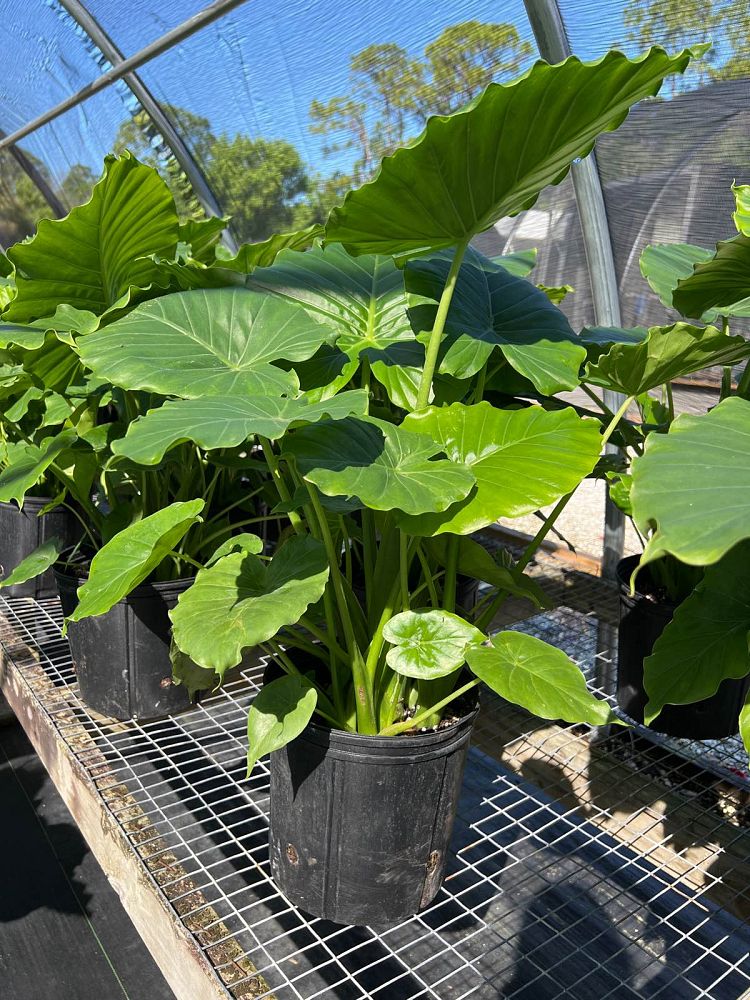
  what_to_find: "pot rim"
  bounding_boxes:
[615,553,678,610]
[54,551,194,597]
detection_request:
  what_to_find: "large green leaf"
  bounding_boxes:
[215,224,324,272]
[467,631,615,724]
[383,609,484,679]
[247,675,318,773]
[178,216,229,263]
[325,48,695,260]
[406,251,584,392]
[0,429,77,505]
[398,402,601,536]
[585,323,750,395]
[170,535,329,675]
[0,536,63,590]
[283,416,475,515]
[112,389,369,465]
[249,244,422,408]
[77,287,334,398]
[672,234,750,319]
[631,396,750,566]
[5,153,177,322]
[64,500,205,628]
[639,243,716,320]
[643,542,750,724]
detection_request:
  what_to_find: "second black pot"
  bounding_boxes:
[269,704,477,929]
[0,498,81,599]
[55,566,193,721]
[616,555,749,739]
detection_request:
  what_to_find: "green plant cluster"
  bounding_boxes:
[4,46,747,766]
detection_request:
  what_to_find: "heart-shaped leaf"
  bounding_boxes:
[170,535,329,676]
[585,323,750,395]
[249,244,423,408]
[5,152,177,322]
[284,416,475,515]
[0,536,63,590]
[407,251,584,392]
[639,243,716,320]
[383,609,485,679]
[631,396,750,566]
[643,541,750,724]
[77,287,334,398]
[467,631,615,724]
[325,48,695,260]
[492,249,537,277]
[113,389,369,465]
[0,429,77,505]
[64,500,205,629]
[247,674,318,773]
[398,402,601,536]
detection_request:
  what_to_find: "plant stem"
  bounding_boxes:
[414,541,439,607]
[721,366,732,401]
[473,361,487,404]
[259,437,305,535]
[416,240,468,409]
[380,677,481,736]
[399,530,410,612]
[362,507,376,618]
[442,534,459,612]
[580,383,615,420]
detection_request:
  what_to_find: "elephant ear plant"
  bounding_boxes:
[63,47,696,743]
[617,181,750,753]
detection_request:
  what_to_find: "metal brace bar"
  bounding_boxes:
[523,0,626,578]
[2,135,67,219]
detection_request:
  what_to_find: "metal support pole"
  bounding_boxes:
[523,0,626,578]
[3,137,67,219]
[55,0,237,252]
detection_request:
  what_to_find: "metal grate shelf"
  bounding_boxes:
[1,593,749,1000]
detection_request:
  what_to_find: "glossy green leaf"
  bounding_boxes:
[5,153,177,322]
[170,535,329,675]
[0,429,77,505]
[467,631,615,724]
[0,536,63,590]
[406,251,584,392]
[284,416,475,515]
[631,396,750,566]
[606,472,633,516]
[399,402,601,536]
[585,323,750,395]
[247,675,317,773]
[205,533,264,567]
[77,287,335,398]
[65,500,204,628]
[424,535,549,607]
[216,224,324,272]
[739,693,750,762]
[643,542,750,724]
[383,609,484,679]
[249,244,421,408]
[113,389,369,465]
[325,48,695,259]
[639,243,716,320]
[672,234,750,319]
[491,248,537,277]
[0,323,47,350]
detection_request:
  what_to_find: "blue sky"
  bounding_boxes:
[12,0,633,187]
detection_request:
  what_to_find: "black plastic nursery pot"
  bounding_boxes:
[0,498,81,599]
[616,555,749,739]
[269,703,478,929]
[54,564,193,721]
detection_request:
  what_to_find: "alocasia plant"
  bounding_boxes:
[0,47,706,763]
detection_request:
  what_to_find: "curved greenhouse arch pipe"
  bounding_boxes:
[56,0,238,252]
[524,0,625,577]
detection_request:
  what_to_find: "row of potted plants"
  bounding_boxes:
[1,45,748,928]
